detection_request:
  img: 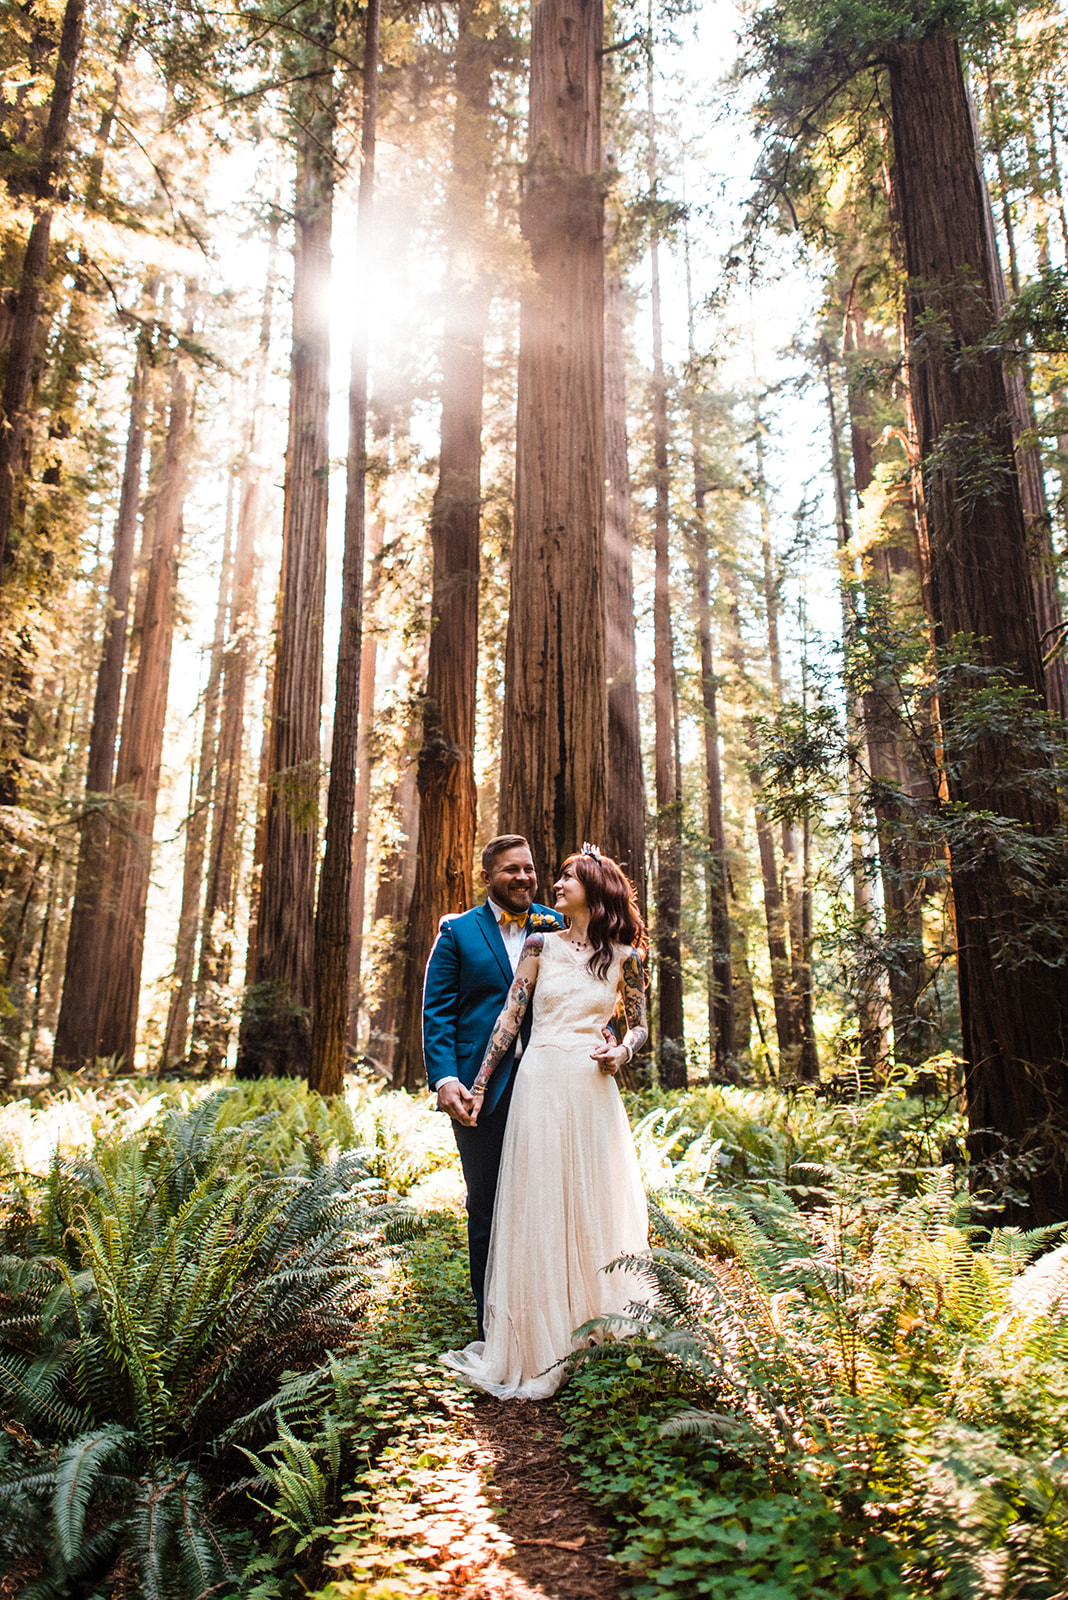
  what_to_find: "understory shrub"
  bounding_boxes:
[570,1155,1068,1598]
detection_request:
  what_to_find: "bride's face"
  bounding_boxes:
[552,863,588,918]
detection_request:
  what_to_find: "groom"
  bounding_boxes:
[422,834,563,1335]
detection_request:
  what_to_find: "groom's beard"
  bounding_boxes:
[489,884,536,915]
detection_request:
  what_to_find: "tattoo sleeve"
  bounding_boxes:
[619,952,649,1059]
[471,935,544,1093]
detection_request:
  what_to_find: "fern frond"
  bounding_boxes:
[53,1425,134,1564]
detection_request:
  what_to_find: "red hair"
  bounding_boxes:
[560,849,648,980]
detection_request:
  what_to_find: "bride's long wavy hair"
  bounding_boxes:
[560,849,648,981]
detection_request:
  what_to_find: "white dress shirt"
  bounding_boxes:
[435,897,528,1091]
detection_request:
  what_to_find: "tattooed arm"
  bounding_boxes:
[469,935,544,1113]
[591,950,649,1075]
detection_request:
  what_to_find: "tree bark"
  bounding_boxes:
[977,82,1068,722]
[347,519,383,1044]
[159,475,233,1068]
[888,30,1068,1222]
[52,296,156,1072]
[0,0,85,574]
[604,210,646,909]
[311,0,380,1098]
[823,348,887,1079]
[95,316,194,1066]
[684,256,734,1077]
[394,2,492,1093]
[363,735,419,1085]
[841,292,931,1068]
[192,228,278,1073]
[498,0,608,893]
[646,51,684,1087]
[692,529,737,1079]
[238,52,335,1079]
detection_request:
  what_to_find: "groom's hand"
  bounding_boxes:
[591,1040,626,1076]
[438,1080,478,1126]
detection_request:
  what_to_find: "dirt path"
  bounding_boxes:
[459,1396,621,1599]
[325,1392,623,1599]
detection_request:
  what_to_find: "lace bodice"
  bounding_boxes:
[526,932,622,1052]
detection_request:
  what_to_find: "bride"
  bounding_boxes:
[441,843,650,1401]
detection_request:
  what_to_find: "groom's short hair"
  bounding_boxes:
[481,834,530,871]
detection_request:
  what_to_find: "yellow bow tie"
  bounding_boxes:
[499,910,528,929]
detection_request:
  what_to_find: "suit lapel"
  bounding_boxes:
[477,901,513,985]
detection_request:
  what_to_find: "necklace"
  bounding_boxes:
[565,935,591,950]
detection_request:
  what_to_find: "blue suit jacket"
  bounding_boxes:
[422,901,564,1115]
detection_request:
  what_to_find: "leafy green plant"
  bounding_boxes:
[0,1092,418,1597]
[242,1410,343,1556]
[570,1160,1068,1597]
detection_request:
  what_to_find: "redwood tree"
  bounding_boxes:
[395,1,494,1092]
[604,191,646,909]
[52,293,156,1072]
[311,0,381,1098]
[95,318,194,1066]
[0,0,85,574]
[887,28,1068,1221]
[498,0,608,892]
[238,31,335,1079]
[646,44,685,1086]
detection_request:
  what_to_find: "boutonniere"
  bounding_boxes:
[529,912,558,930]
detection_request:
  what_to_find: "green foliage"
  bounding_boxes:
[626,1077,963,1193]
[558,1345,907,1600]
[567,1132,1068,1598]
[0,1091,416,1596]
[995,265,1068,353]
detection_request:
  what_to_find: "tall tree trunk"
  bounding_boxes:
[192,228,278,1073]
[692,529,736,1078]
[238,47,335,1079]
[311,0,380,1098]
[723,460,804,1079]
[95,317,194,1066]
[841,292,931,1068]
[395,4,492,1092]
[753,402,817,1080]
[823,348,887,1078]
[53,294,156,1072]
[646,49,684,1087]
[981,75,1068,720]
[347,519,383,1044]
[160,477,234,1068]
[684,244,735,1077]
[362,735,419,1085]
[604,163,646,909]
[0,0,85,574]
[498,0,608,891]
[39,10,135,496]
[887,30,1068,1222]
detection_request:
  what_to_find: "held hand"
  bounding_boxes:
[437,1079,479,1126]
[590,1040,628,1076]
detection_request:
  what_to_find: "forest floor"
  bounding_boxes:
[326,1395,622,1599]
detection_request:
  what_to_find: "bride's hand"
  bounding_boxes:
[590,1040,627,1075]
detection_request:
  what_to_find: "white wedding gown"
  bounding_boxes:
[442,934,649,1400]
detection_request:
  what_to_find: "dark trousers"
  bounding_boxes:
[451,1069,515,1338]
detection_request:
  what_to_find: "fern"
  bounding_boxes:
[0,1099,410,1595]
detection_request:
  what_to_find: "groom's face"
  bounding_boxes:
[483,846,537,914]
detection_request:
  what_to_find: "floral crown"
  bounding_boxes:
[580,841,603,862]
